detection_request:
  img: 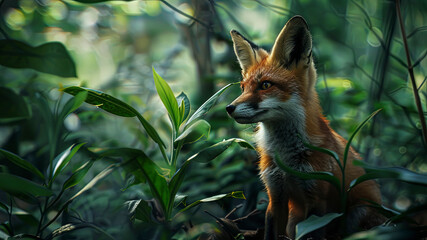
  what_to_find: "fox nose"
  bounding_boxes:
[226,105,236,114]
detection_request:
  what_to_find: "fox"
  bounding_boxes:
[226,16,384,239]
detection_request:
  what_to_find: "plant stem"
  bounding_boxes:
[395,0,427,146]
[36,197,50,236]
[8,196,14,236]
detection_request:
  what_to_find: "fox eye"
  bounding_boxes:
[260,81,272,90]
[241,85,244,92]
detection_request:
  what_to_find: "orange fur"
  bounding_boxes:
[227,16,384,239]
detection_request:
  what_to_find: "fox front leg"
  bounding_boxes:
[265,200,289,240]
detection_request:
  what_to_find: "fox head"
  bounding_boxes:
[226,16,319,125]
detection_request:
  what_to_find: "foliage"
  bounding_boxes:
[62,69,250,237]
[0,95,114,239]
[0,0,426,239]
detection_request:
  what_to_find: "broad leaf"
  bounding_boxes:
[178,191,245,214]
[136,156,170,217]
[95,147,145,159]
[62,86,165,147]
[177,92,190,122]
[295,213,343,240]
[349,160,427,190]
[153,67,181,130]
[51,143,86,183]
[0,87,31,123]
[62,86,135,117]
[0,149,44,180]
[175,119,211,144]
[126,199,153,222]
[188,138,255,163]
[185,82,238,128]
[63,161,94,190]
[0,39,77,77]
[0,173,53,198]
[274,154,341,191]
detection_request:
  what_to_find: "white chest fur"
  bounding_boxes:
[255,98,316,198]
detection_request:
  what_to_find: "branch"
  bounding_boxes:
[395,0,427,146]
[159,0,210,29]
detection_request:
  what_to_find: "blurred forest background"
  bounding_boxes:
[0,0,426,239]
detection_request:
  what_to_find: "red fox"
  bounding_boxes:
[226,16,384,239]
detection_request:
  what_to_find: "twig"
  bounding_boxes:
[395,0,427,146]
[418,76,427,91]
[224,203,242,219]
[233,209,261,222]
[159,0,210,29]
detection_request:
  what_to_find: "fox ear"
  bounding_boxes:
[230,30,268,74]
[270,16,312,68]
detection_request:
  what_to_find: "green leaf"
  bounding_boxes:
[0,173,53,198]
[126,199,153,222]
[295,213,343,240]
[359,199,400,220]
[59,91,88,121]
[0,202,8,212]
[274,153,341,191]
[175,119,211,144]
[73,0,133,3]
[168,160,191,215]
[62,161,94,190]
[69,164,115,201]
[301,139,342,170]
[62,86,165,148]
[174,194,188,207]
[177,92,190,122]
[349,161,427,190]
[0,205,39,227]
[0,39,77,77]
[344,225,416,240]
[51,143,86,183]
[0,231,9,239]
[178,191,245,214]
[388,203,427,224]
[0,149,44,180]
[62,86,135,117]
[45,223,115,240]
[185,82,238,128]
[0,87,31,123]
[343,109,381,168]
[94,147,148,185]
[188,138,255,163]
[153,67,181,131]
[136,156,170,217]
